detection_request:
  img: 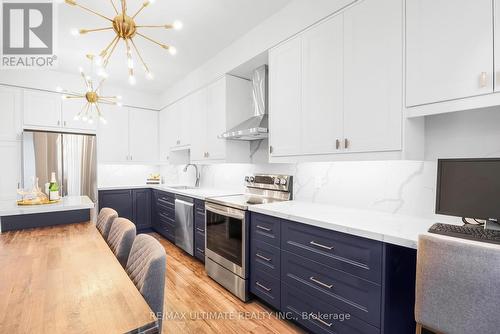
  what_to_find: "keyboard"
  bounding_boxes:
[428,223,500,245]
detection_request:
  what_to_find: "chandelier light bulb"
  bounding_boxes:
[128,75,136,85]
[88,118,94,124]
[117,95,122,100]
[78,66,84,74]
[70,28,79,36]
[82,115,88,121]
[146,71,154,80]
[117,101,123,107]
[173,20,183,30]
[168,46,177,55]
[127,57,134,69]
[99,116,107,124]
[61,95,68,100]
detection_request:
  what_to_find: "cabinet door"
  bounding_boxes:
[190,88,208,161]
[301,15,344,155]
[269,37,302,156]
[0,141,21,201]
[23,90,62,128]
[97,105,129,163]
[180,96,192,148]
[406,0,493,106]
[158,109,170,162]
[205,78,226,160]
[129,108,158,163]
[0,86,22,141]
[132,189,151,231]
[98,190,133,220]
[343,0,402,152]
[61,99,98,132]
[169,101,182,148]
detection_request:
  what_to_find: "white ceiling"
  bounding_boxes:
[56,0,291,93]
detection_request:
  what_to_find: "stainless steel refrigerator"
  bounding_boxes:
[22,131,97,204]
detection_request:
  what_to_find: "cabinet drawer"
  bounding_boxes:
[282,221,382,283]
[250,269,281,310]
[195,231,205,262]
[250,239,280,279]
[251,213,281,247]
[158,208,175,221]
[282,283,380,334]
[155,223,175,242]
[282,251,381,327]
[195,211,205,230]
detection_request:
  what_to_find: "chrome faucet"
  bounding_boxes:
[183,164,200,188]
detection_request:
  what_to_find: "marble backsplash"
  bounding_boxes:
[160,160,455,221]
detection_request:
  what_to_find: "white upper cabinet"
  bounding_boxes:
[0,86,22,141]
[128,108,158,163]
[0,141,21,201]
[343,0,402,153]
[190,75,251,164]
[269,37,302,157]
[301,14,344,155]
[158,108,171,162]
[97,105,129,163]
[269,0,405,161]
[23,90,62,129]
[406,0,494,107]
[61,98,98,132]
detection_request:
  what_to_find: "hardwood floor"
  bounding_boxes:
[149,232,305,334]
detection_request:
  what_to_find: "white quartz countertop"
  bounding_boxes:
[249,201,437,249]
[0,196,95,217]
[98,184,241,200]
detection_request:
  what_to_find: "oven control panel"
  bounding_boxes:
[244,174,293,193]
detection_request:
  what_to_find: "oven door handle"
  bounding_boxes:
[205,203,245,220]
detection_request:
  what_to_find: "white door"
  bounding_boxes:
[269,37,302,156]
[206,78,226,160]
[406,0,493,106]
[23,90,62,128]
[97,105,129,162]
[343,0,402,153]
[0,141,21,200]
[0,86,22,141]
[301,14,344,155]
[158,109,170,162]
[190,88,208,161]
[61,99,98,131]
[129,108,158,163]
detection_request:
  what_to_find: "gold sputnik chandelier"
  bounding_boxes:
[57,54,122,124]
[65,0,182,85]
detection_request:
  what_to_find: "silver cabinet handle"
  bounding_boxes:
[63,121,67,127]
[130,155,132,160]
[256,225,271,232]
[176,139,180,145]
[196,247,204,253]
[196,227,204,233]
[311,314,332,327]
[256,253,271,262]
[309,276,333,289]
[256,282,271,292]
[344,138,349,149]
[57,120,60,126]
[309,240,334,250]
[480,72,488,88]
[206,152,209,158]
[336,139,340,150]
[269,145,274,154]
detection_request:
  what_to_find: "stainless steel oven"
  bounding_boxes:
[205,202,248,300]
[204,174,293,302]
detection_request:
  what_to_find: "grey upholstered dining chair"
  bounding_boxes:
[107,218,136,268]
[96,207,118,239]
[126,234,167,333]
[415,233,500,334]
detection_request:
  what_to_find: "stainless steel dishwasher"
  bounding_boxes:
[175,195,194,255]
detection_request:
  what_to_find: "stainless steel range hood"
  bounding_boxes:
[219,65,268,140]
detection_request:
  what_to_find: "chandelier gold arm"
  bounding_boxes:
[136,32,170,50]
[94,103,104,118]
[65,1,113,22]
[103,37,121,67]
[136,24,174,29]
[100,35,119,58]
[131,1,150,19]
[125,39,134,78]
[129,38,150,73]
[64,96,85,99]
[80,71,91,89]
[79,27,113,34]
[110,0,119,15]
[121,0,126,17]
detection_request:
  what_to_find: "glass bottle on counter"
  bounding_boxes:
[49,172,60,201]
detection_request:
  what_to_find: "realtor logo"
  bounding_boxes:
[1,0,57,68]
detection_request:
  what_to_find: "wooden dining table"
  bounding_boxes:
[0,221,158,334]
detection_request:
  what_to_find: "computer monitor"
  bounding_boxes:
[436,158,500,222]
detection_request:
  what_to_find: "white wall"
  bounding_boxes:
[159,0,358,107]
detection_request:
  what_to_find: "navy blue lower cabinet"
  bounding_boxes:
[249,213,417,334]
[194,199,205,262]
[281,283,380,334]
[99,189,133,221]
[281,250,381,327]
[132,189,152,231]
[152,190,176,241]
